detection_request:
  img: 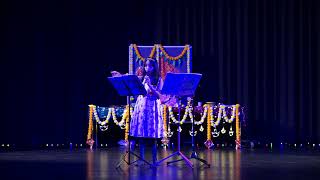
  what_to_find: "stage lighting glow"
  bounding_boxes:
[46,144,48,147]
[7,144,9,147]
[2,144,4,147]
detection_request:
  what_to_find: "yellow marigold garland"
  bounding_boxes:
[123,105,133,143]
[207,107,212,141]
[161,105,170,146]
[125,112,129,142]
[235,104,241,149]
[204,104,214,149]
[87,105,94,141]
[163,105,167,137]
[133,44,156,60]
[159,44,189,60]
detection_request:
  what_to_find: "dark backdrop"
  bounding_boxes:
[1,0,319,148]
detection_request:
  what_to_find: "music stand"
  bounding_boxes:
[108,75,152,168]
[157,73,202,168]
[189,98,211,167]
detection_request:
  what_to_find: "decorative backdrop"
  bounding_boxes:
[129,44,192,79]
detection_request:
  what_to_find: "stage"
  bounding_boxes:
[1,147,319,180]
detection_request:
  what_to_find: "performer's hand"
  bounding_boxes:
[144,76,151,85]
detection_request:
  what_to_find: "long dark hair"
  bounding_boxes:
[142,58,159,86]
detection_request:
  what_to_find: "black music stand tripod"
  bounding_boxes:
[189,98,211,167]
[108,75,152,168]
[156,73,202,168]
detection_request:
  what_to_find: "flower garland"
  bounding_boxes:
[87,105,94,141]
[129,44,133,74]
[204,104,213,149]
[159,44,189,60]
[133,44,156,61]
[93,106,110,126]
[222,105,236,123]
[110,108,118,124]
[191,104,207,125]
[207,107,211,140]
[86,103,242,149]
[161,105,170,146]
[235,104,241,149]
[124,111,130,143]
[113,106,132,128]
[168,105,192,124]
[156,44,160,64]
[86,105,95,147]
[211,105,222,127]
[163,105,167,137]
[187,46,191,73]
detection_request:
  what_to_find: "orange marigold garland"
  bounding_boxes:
[161,105,169,147]
[204,104,213,149]
[123,105,133,145]
[86,105,95,149]
[133,44,156,60]
[235,104,241,149]
[159,44,189,61]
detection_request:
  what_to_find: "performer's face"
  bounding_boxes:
[144,60,154,73]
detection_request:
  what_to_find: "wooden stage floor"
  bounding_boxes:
[0,147,319,179]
